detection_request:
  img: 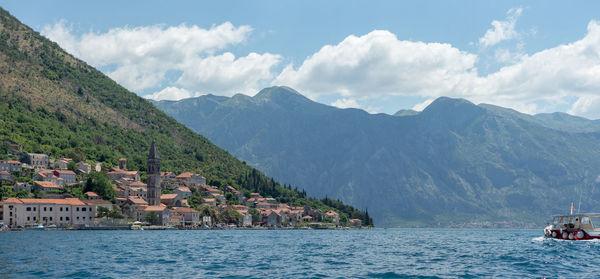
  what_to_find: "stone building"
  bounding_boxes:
[147,140,161,206]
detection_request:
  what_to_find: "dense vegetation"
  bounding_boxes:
[0,7,372,225]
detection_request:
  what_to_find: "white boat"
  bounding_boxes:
[25,224,45,231]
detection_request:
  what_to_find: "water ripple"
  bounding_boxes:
[2,229,600,277]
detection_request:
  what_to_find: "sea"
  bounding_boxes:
[0,228,598,278]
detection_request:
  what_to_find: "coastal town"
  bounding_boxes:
[0,140,363,230]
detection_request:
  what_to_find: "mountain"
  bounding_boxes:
[154,86,600,227]
[0,8,369,222]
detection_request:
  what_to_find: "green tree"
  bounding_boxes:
[67,161,77,172]
[96,206,110,218]
[84,172,115,200]
[248,207,261,224]
[218,209,242,225]
[198,204,217,221]
[145,212,160,225]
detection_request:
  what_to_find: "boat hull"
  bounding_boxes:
[546,229,599,240]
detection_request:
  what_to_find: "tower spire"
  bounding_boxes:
[149,140,159,159]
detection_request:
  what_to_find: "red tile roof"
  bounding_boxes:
[129,181,147,187]
[84,191,99,197]
[10,198,86,205]
[173,207,198,213]
[34,181,61,189]
[176,186,191,192]
[0,171,10,175]
[83,199,112,205]
[160,194,178,200]
[55,170,76,175]
[143,205,167,212]
[176,172,193,179]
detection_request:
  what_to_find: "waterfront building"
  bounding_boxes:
[2,198,96,228]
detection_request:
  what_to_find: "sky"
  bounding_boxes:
[2,1,600,118]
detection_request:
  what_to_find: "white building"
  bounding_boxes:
[2,198,97,228]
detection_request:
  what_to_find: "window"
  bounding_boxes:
[82,208,86,212]
[43,207,47,212]
[66,207,69,211]
[49,217,53,221]
[9,212,12,216]
[26,207,31,211]
[33,207,36,211]
[27,216,30,221]
[83,217,86,220]
[60,207,63,212]
[49,207,52,211]
[60,217,63,221]
[33,217,36,221]
[76,208,79,212]
[66,217,70,221]
[76,217,79,220]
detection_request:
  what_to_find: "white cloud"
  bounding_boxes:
[479,8,523,48]
[412,99,434,111]
[331,98,360,109]
[568,96,600,119]
[274,30,478,100]
[144,87,195,101]
[41,20,281,95]
[272,20,600,118]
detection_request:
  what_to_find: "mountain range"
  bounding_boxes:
[154,86,600,226]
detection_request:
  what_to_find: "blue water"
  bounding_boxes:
[0,228,598,278]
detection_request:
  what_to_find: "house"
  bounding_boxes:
[76,162,91,173]
[250,193,262,199]
[173,186,192,199]
[0,171,11,180]
[84,191,101,200]
[126,186,147,199]
[33,181,62,192]
[225,185,245,202]
[324,211,340,225]
[56,158,72,170]
[175,172,206,186]
[180,199,191,207]
[14,182,31,192]
[265,210,282,227]
[53,170,76,184]
[168,213,183,227]
[172,207,199,227]
[107,169,140,182]
[203,198,216,207]
[141,205,169,225]
[0,160,22,172]
[160,193,179,207]
[124,196,148,220]
[238,210,252,227]
[2,198,96,228]
[160,172,176,180]
[349,219,362,227]
[210,193,226,204]
[34,170,63,186]
[26,153,49,169]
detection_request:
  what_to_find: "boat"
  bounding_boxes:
[544,213,600,240]
[25,224,45,231]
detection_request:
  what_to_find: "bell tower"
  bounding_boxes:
[147,140,161,206]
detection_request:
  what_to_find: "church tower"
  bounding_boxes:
[147,140,161,206]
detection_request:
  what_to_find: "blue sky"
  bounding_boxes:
[2,1,600,118]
